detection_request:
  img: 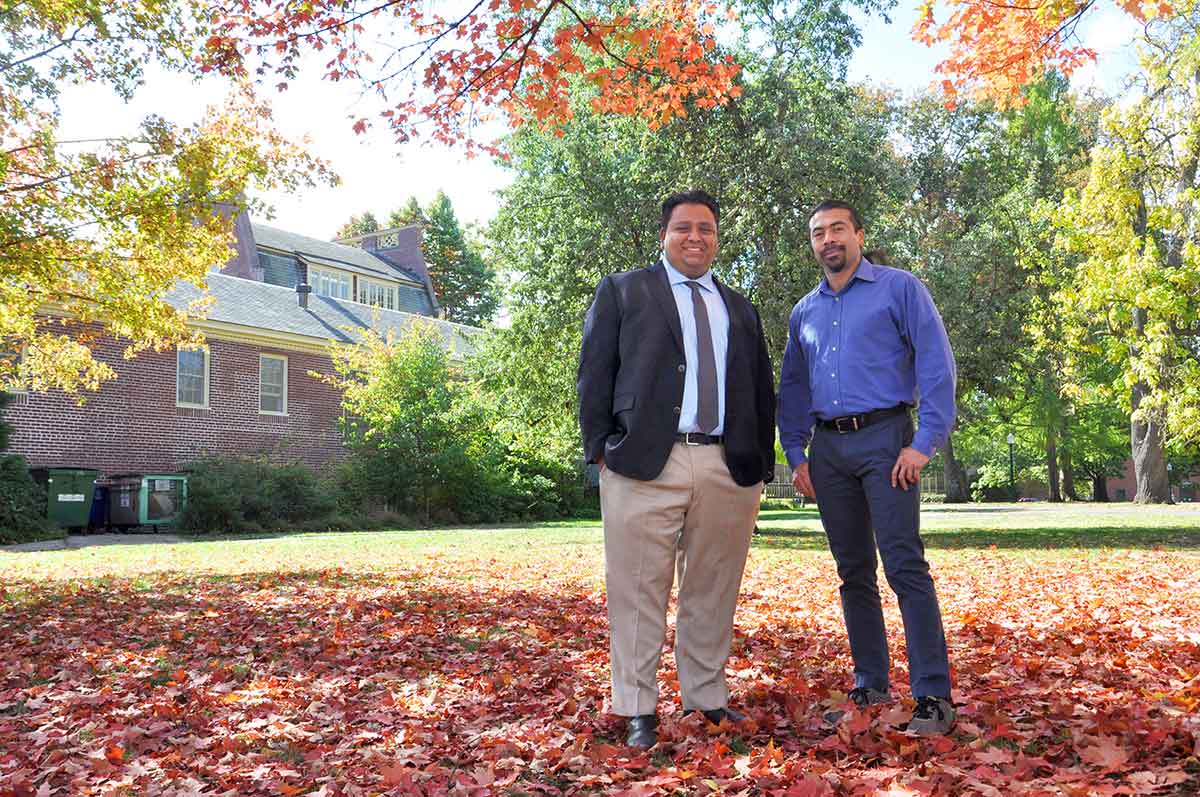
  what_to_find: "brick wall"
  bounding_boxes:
[2,324,348,476]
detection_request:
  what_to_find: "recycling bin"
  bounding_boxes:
[107,474,188,529]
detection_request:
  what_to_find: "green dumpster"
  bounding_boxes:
[108,474,188,529]
[30,468,100,530]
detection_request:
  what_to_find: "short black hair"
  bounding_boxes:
[660,190,720,231]
[809,200,864,231]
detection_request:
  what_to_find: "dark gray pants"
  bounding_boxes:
[809,412,951,699]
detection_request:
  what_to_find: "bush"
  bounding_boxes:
[0,454,54,544]
[178,456,338,534]
[325,322,591,526]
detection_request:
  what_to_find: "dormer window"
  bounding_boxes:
[358,277,398,310]
[311,267,352,300]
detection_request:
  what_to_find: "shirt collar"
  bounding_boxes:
[818,256,876,295]
[661,252,717,292]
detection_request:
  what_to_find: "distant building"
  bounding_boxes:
[3,214,477,476]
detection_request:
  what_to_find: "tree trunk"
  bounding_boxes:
[1046,428,1062,502]
[1131,380,1171,503]
[1092,474,1109,502]
[1060,416,1078,501]
[942,432,970,503]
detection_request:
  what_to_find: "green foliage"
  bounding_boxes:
[0,454,52,544]
[480,49,901,467]
[0,392,13,451]
[321,321,585,525]
[177,456,337,535]
[388,197,425,228]
[335,211,380,239]
[421,192,500,326]
[1050,7,1200,465]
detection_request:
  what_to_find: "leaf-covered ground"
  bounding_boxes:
[1,505,1198,796]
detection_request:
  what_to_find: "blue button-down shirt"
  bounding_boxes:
[662,254,730,435]
[778,259,956,467]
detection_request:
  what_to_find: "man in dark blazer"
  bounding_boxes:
[577,190,776,748]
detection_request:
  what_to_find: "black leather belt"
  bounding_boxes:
[675,432,723,445]
[818,404,910,434]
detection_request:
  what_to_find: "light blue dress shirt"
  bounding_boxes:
[778,258,957,466]
[662,254,730,435]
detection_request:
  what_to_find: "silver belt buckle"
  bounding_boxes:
[684,432,700,446]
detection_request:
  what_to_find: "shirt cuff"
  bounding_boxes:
[910,433,936,459]
[784,446,809,470]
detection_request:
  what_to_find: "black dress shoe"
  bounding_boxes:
[626,714,658,748]
[684,706,747,724]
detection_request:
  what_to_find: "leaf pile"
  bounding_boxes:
[1,549,1198,795]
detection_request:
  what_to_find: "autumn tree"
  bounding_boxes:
[207,0,747,151]
[1051,5,1200,503]
[1,0,330,394]
[913,0,1176,108]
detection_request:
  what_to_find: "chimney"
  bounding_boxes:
[297,282,312,309]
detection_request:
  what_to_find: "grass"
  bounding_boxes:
[1,503,1196,584]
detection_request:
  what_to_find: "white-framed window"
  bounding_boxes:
[259,354,288,415]
[357,277,398,310]
[311,267,352,300]
[176,346,209,408]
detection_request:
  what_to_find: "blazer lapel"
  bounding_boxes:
[647,262,685,353]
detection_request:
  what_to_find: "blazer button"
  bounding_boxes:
[678,363,686,372]
[673,406,681,415]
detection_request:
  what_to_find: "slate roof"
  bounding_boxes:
[171,273,478,356]
[251,223,424,285]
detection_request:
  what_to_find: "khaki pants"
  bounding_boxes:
[600,442,762,716]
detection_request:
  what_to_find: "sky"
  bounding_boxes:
[55,3,1144,241]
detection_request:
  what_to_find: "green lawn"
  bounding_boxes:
[3,503,1196,584]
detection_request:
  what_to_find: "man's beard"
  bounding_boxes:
[821,246,847,272]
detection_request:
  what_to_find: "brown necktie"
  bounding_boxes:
[686,280,719,434]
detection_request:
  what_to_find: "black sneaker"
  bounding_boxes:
[908,696,956,735]
[824,687,892,723]
[848,687,892,709]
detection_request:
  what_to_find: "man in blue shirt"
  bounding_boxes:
[778,200,957,735]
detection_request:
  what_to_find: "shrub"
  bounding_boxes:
[178,456,337,534]
[0,454,54,544]
[324,321,589,526]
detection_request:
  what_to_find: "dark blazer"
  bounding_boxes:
[577,262,776,487]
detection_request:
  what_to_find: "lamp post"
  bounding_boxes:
[1007,433,1016,499]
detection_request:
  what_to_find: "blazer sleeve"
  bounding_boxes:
[577,275,621,463]
[753,304,777,483]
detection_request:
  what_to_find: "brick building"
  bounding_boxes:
[2,218,478,476]
[1105,459,1198,503]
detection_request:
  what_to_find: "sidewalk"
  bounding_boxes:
[2,533,186,552]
